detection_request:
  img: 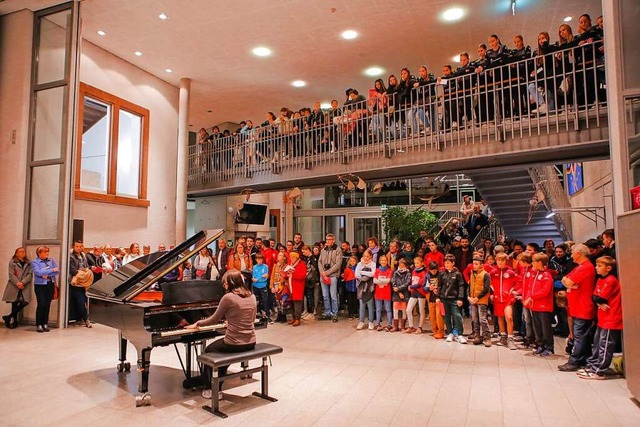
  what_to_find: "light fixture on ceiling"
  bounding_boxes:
[320,102,331,109]
[511,0,516,16]
[292,80,306,88]
[134,51,142,56]
[452,55,461,63]
[97,30,106,36]
[364,66,384,77]
[165,68,173,73]
[252,46,272,57]
[440,7,465,22]
[158,12,168,20]
[563,16,573,22]
[341,29,358,40]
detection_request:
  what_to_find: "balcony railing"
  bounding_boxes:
[188,42,607,191]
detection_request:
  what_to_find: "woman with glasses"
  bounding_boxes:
[31,246,59,332]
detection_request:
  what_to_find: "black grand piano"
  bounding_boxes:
[88,229,267,406]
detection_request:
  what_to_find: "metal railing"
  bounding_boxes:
[188,41,607,189]
[471,220,506,248]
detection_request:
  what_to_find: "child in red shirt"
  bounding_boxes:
[525,253,554,356]
[373,255,394,331]
[490,252,519,349]
[579,256,622,380]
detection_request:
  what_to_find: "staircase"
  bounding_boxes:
[468,168,567,245]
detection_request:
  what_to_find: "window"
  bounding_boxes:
[75,83,150,207]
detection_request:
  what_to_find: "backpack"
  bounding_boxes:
[305,260,319,288]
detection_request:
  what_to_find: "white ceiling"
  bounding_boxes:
[3,0,603,130]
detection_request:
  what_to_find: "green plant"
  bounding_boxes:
[381,206,438,245]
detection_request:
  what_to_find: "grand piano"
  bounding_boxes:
[88,229,267,406]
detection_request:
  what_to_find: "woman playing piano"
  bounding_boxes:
[185,269,256,399]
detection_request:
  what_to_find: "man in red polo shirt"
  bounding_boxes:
[558,243,596,372]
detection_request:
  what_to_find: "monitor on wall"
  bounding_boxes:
[236,203,268,225]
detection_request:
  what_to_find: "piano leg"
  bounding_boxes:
[135,347,152,407]
[116,332,131,373]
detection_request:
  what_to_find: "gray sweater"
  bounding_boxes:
[198,292,257,345]
[318,244,343,278]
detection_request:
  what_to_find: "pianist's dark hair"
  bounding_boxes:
[223,269,252,298]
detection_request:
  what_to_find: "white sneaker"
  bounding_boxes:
[368,322,375,331]
[301,311,308,318]
[445,333,454,342]
[456,335,468,344]
[451,121,458,129]
[202,389,212,399]
[356,322,365,330]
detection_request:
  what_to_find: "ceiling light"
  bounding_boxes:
[134,51,142,56]
[159,12,168,20]
[563,16,572,22]
[320,102,331,109]
[341,30,358,40]
[441,7,465,22]
[546,212,556,219]
[292,80,306,87]
[364,66,384,77]
[97,30,106,36]
[252,47,272,57]
[165,68,173,73]
[452,55,461,63]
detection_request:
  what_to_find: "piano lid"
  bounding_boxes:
[87,229,224,301]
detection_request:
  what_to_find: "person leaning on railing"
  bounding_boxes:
[411,65,436,134]
[528,31,558,115]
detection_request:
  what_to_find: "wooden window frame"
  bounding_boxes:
[75,82,150,207]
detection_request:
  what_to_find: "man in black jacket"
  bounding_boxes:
[215,238,233,278]
[437,254,467,343]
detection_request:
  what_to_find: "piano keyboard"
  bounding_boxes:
[158,318,264,338]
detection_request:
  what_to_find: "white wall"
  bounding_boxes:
[569,160,615,244]
[74,41,180,248]
[0,10,34,315]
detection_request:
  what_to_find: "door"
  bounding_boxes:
[350,215,381,246]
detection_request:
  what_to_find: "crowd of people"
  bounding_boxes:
[193,13,605,173]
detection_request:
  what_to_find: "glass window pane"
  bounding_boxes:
[367,179,409,206]
[80,97,111,192]
[29,165,61,240]
[324,215,346,243]
[293,217,323,245]
[325,184,364,208]
[33,86,65,161]
[116,110,142,197]
[353,218,381,246]
[37,10,70,84]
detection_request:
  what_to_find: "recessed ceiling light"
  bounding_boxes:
[97,30,106,36]
[364,66,384,77]
[341,30,358,40]
[441,7,465,22]
[292,80,306,88]
[134,51,142,56]
[252,47,272,57]
[165,68,173,73]
[159,12,168,20]
[452,55,461,63]
[563,16,572,22]
[320,102,331,109]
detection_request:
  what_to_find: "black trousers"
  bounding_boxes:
[304,285,315,315]
[253,287,270,316]
[569,318,595,366]
[587,327,621,375]
[532,311,554,352]
[203,340,256,389]
[346,291,358,317]
[34,283,54,326]
[69,285,88,322]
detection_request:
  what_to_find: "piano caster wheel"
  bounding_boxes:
[117,362,131,372]
[135,393,151,407]
[241,374,253,380]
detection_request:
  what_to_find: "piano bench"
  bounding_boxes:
[197,343,283,418]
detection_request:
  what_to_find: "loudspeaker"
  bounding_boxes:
[72,219,84,244]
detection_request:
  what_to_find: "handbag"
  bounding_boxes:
[53,285,59,300]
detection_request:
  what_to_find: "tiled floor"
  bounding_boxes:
[0,317,638,426]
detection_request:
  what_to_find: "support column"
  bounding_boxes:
[176,78,191,243]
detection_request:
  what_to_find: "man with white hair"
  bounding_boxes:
[558,243,596,372]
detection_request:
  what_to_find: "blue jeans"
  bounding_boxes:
[375,299,392,326]
[359,298,375,323]
[370,113,385,141]
[443,298,464,336]
[321,277,339,316]
[527,82,555,111]
[569,317,595,366]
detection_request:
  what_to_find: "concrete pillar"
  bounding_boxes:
[602,0,630,215]
[176,78,191,243]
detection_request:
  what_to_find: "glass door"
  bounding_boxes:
[351,216,381,246]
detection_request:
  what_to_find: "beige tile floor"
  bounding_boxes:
[0,317,638,427]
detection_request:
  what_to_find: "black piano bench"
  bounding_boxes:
[197,343,283,418]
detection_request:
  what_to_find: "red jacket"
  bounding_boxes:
[424,250,445,269]
[521,266,536,300]
[373,267,393,300]
[288,260,307,301]
[410,267,428,298]
[490,266,519,304]
[565,260,596,320]
[526,268,554,312]
[593,274,622,330]
[261,247,278,275]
